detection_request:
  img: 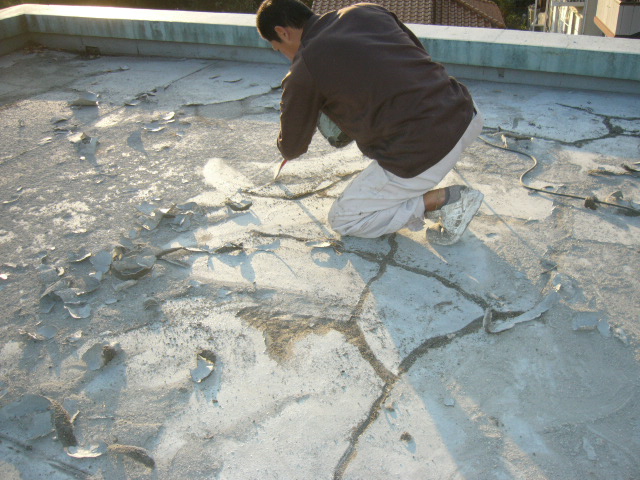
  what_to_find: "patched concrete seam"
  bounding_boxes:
[333,316,490,479]
[555,104,640,147]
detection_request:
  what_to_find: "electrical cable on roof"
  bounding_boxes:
[478,133,640,216]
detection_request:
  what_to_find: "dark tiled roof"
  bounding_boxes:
[312,0,506,29]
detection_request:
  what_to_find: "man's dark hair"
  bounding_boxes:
[256,0,314,42]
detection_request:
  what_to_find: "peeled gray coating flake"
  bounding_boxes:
[90,250,113,273]
[111,254,156,280]
[66,443,107,458]
[71,275,101,295]
[64,304,91,319]
[69,91,99,107]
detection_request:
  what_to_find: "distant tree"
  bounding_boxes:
[494,0,529,29]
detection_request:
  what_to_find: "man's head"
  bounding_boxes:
[256,0,313,61]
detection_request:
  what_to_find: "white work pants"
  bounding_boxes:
[328,109,484,238]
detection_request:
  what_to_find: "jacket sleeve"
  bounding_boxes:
[278,56,324,161]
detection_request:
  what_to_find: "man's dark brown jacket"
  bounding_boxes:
[278,2,475,178]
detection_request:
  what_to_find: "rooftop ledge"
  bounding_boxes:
[1,4,639,93]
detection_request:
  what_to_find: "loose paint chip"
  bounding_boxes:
[190,350,217,383]
[135,202,156,215]
[19,328,46,341]
[90,250,113,273]
[55,287,85,305]
[67,330,83,343]
[570,313,611,338]
[225,197,253,212]
[69,249,92,263]
[82,342,120,370]
[37,265,61,284]
[306,239,345,254]
[144,125,165,133]
[484,292,558,334]
[66,442,108,458]
[36,325,58,339]
[170,213,191,232]
[135,203,179,231]
[113,280,137,292]
[40,295,57,313]
[70,275,101,295]
[64,304,92,319]
[69,91,99,107]
[143,297,160,310]
[20,325,58,341]
[112,254,156,280]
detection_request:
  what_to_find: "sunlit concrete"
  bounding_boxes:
[0,47,638,479]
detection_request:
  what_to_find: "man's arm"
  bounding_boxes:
[278,57,324,161]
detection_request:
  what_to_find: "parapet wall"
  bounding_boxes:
[1,4,639,93]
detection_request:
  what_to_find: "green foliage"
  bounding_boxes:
[494,0,529,29]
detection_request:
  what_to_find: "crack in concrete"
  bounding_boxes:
[330,231,532,479]
[244,171,360,201]
[333,304,532,478]
[485,105,639,150]
[241,230,516,478]
[340,234,400,385]
[332,314,487,479]
[388,258,491,311]
[236,233,399,382]
[555,103,640,147]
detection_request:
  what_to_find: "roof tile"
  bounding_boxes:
[312,0,505,29]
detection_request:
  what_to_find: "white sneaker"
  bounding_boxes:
[426,187,484,245]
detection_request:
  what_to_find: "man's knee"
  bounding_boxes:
[328,204,385,238]
[327,201,351,235]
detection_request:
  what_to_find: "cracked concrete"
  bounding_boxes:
[0,48,639,480]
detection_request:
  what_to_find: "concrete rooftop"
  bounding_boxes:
[0,9,640,480]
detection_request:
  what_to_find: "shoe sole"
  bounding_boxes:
[427,190,484,245]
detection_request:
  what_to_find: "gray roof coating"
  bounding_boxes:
[0,46,639,479]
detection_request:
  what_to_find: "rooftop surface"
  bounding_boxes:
[0,43,639,480]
